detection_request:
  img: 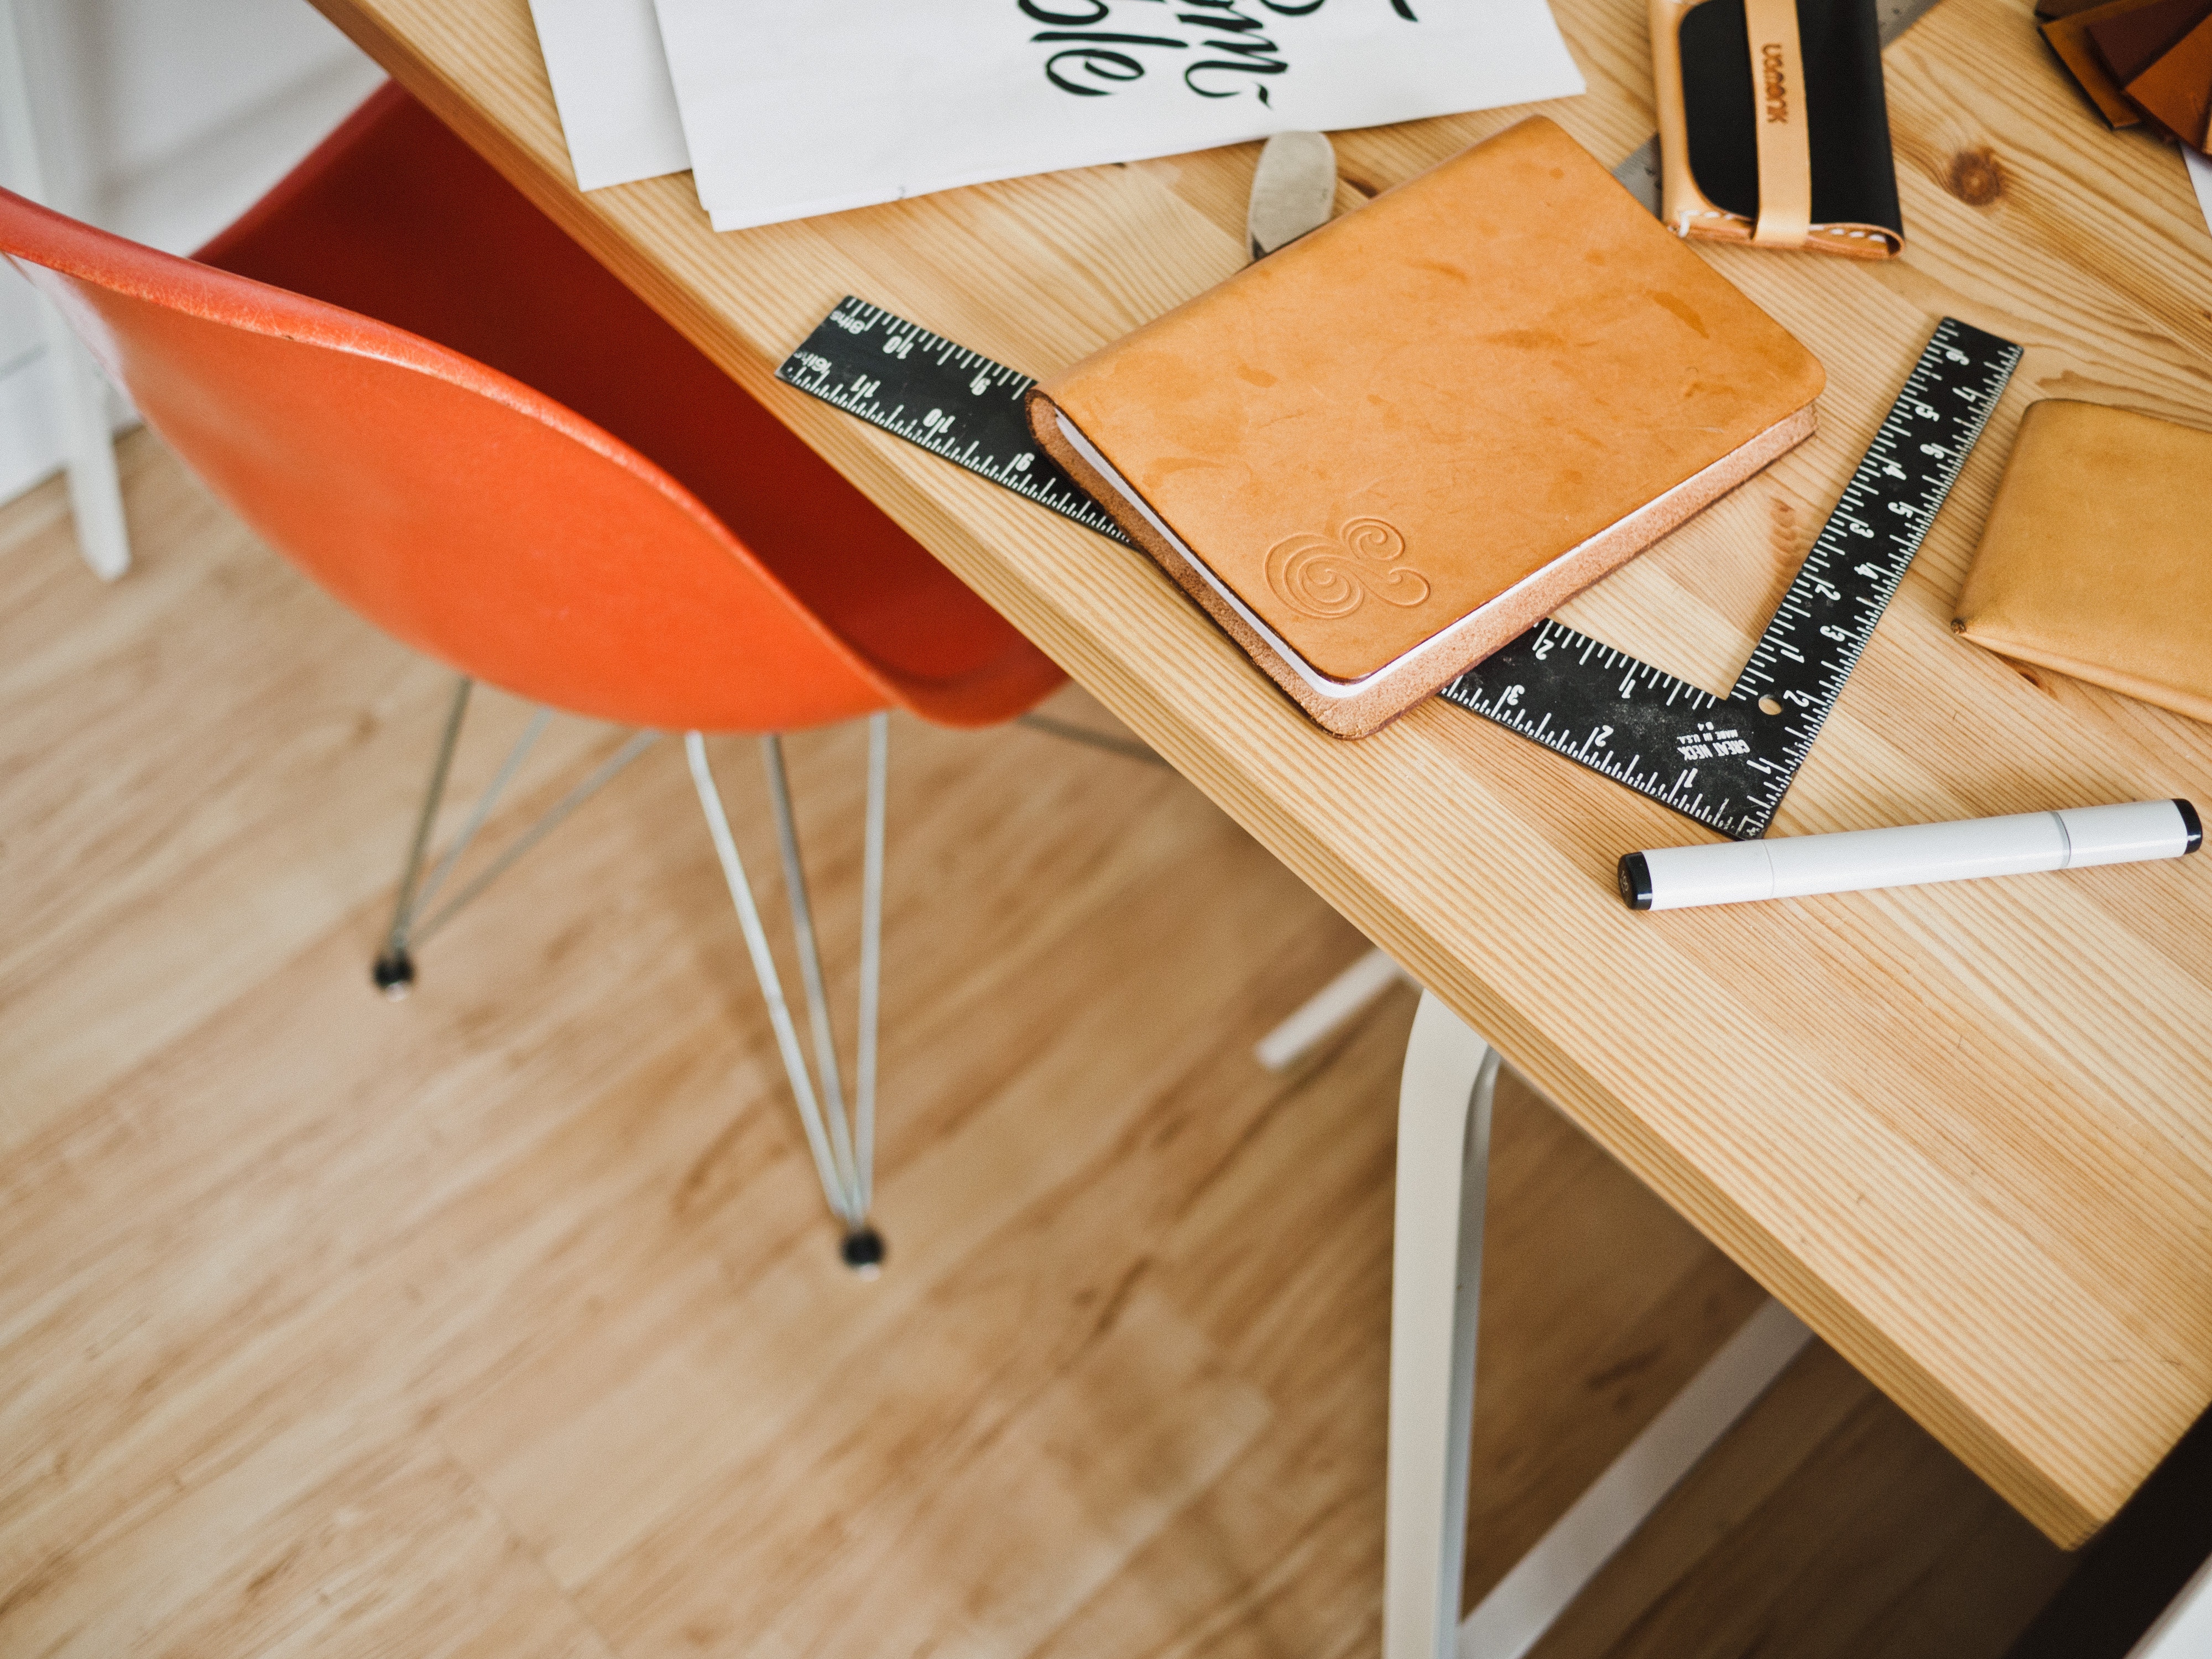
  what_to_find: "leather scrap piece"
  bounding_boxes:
[2085,0,2212,81]
[2122,8,2212,145]
[2042,3,2152,126]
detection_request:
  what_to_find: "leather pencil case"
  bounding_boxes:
[1953,400,2212,724]
[1652,0,1905,257]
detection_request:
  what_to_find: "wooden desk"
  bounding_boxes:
[311,0,2212,1553]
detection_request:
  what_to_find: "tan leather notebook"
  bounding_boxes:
[1027,117,1825,737]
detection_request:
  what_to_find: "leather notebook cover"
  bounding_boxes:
[1954,400,2212,724]
[1026,117,1824,738]
[1652,0,1905,258]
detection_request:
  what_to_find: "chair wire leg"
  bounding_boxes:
[853,712,889,1225]
[687,733,863,1237]
[409,729,658,950]
[375,675,473,998]
[1015,711,1170,768]
[760,734,860,1208]
[410,706,552,925]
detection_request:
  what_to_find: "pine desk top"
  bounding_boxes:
[310,0,2212,1547]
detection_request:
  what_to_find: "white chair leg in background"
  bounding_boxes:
[1255,946,1410,1071]
[29,303,130,581]
[0,0,131,581]
[364,699,891,1269]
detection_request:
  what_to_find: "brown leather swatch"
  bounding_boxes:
[2124,9,2212,145]
[2042,12,2147,126]
[2040,0,2195,126]
[1028,118,1824,737]
[1954,400,2212,726]
[2086,0,2211,81]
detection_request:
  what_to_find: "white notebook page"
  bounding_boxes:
[529,0,690,191]
[650,0,1585,231]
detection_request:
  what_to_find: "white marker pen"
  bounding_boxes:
[1619,799,2202,911]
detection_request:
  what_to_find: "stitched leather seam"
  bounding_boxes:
[1677,207,1894,242]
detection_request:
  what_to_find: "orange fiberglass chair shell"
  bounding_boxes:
[0,81,1066,1269]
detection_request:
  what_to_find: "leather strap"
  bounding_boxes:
[1743,0,1812,248]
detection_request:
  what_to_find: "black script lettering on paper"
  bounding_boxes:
[1025,0,1419,103]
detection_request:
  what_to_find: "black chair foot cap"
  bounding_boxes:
[372,950,416,1000]
[841,1227,886,1276]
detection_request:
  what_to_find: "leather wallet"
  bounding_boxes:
[1953,400,2212,724]
[1652,0,1905,257]
[1026,118,1825,738]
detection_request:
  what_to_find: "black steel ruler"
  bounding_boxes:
[778,300,2021,842]
[778,297,1129,544]
[1441,319,2020,838]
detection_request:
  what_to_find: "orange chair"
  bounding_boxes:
[0,82,1066,1268]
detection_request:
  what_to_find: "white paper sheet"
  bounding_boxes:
[650,0,1585,232]
[528,0,690,190]
[2186,145,2212,246]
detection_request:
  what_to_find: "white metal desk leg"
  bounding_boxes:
[0,0,130,581]
[1386,990,1499,1659]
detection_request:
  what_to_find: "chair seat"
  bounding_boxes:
[195,84,1062,728]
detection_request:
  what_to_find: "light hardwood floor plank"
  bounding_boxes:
[0,435,2072,1655]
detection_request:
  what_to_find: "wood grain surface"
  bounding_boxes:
[0,436,2073,1654]
[286,0,2212,1546]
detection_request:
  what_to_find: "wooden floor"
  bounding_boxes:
[1,431,2075,1657]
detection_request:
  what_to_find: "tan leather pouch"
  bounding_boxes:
[1954,400,2212,724]
[1652,0,1905,258]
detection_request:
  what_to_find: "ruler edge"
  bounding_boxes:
[776,295,1132,546]
[1724,320,2025,818]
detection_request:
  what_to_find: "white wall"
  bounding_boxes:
[1,0,385,503]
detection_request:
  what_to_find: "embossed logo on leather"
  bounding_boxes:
[1760,43,1790,124]
[1262,518,1432,619]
